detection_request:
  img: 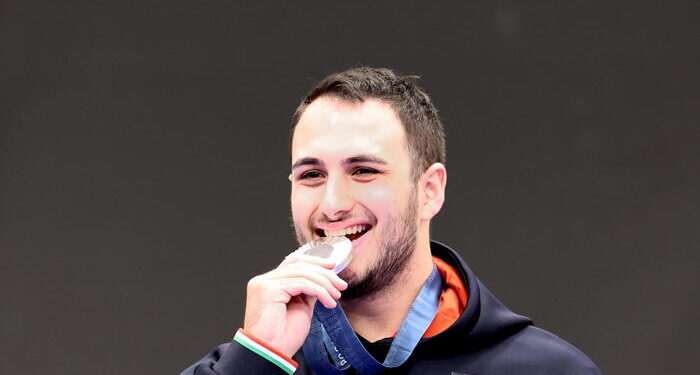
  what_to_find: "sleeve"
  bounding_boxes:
[179,329,299,375]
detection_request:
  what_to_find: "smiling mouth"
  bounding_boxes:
[315,225,372,242]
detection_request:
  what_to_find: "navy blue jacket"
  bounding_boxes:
[182,241,601,374]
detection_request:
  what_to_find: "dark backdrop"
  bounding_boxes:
[1,1,698,374]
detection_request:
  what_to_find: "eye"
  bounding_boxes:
[298,170,324,180]
[353,168,379,175]
[352,167,381,181]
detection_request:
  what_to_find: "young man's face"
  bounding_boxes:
[290,96,419,298]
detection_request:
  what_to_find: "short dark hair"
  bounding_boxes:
[290,67,446,181]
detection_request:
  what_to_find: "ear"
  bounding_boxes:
[418,163,447,221]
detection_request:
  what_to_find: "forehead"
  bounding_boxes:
[291,97,409,163]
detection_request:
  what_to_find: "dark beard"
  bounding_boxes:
[338,193,418,300]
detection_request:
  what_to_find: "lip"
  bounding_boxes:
[314,221,373,232]
[310,223,373,245]
[348,227,370,250]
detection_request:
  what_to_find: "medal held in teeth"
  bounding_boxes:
[296,236,352,274]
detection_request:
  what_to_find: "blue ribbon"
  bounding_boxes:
[303,264,443,374]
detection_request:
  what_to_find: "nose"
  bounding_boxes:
[318,175,354,221]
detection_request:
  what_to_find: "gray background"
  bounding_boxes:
[1,1,698,374]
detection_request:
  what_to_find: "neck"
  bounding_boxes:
[340,230,434,342]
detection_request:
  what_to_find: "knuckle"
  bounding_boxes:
[247,275,265,291]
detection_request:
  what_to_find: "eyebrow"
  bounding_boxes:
[291,154,388,170]
[345,155,388,165]
[291,157,322,170]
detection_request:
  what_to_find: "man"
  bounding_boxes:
[181,67,601,375]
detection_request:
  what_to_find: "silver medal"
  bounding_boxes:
[295,236,352,274]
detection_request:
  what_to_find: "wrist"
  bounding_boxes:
[234,328,298,374]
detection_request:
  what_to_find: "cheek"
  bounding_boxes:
[357,184,401,217]
[291,188,317,225]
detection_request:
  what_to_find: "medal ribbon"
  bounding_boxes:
[302,264,442,374]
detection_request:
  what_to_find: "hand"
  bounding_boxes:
[243,251,348,357]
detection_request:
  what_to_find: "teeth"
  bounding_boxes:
[323,224,368,237]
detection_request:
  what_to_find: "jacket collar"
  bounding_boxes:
[420,240,532,353]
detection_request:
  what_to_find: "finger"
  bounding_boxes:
[289,262,348,290]
[281,251,336,269]
[271,262,348,293]
[286,261,348,290]
[261,255,348,292]
[281,278,338,309]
